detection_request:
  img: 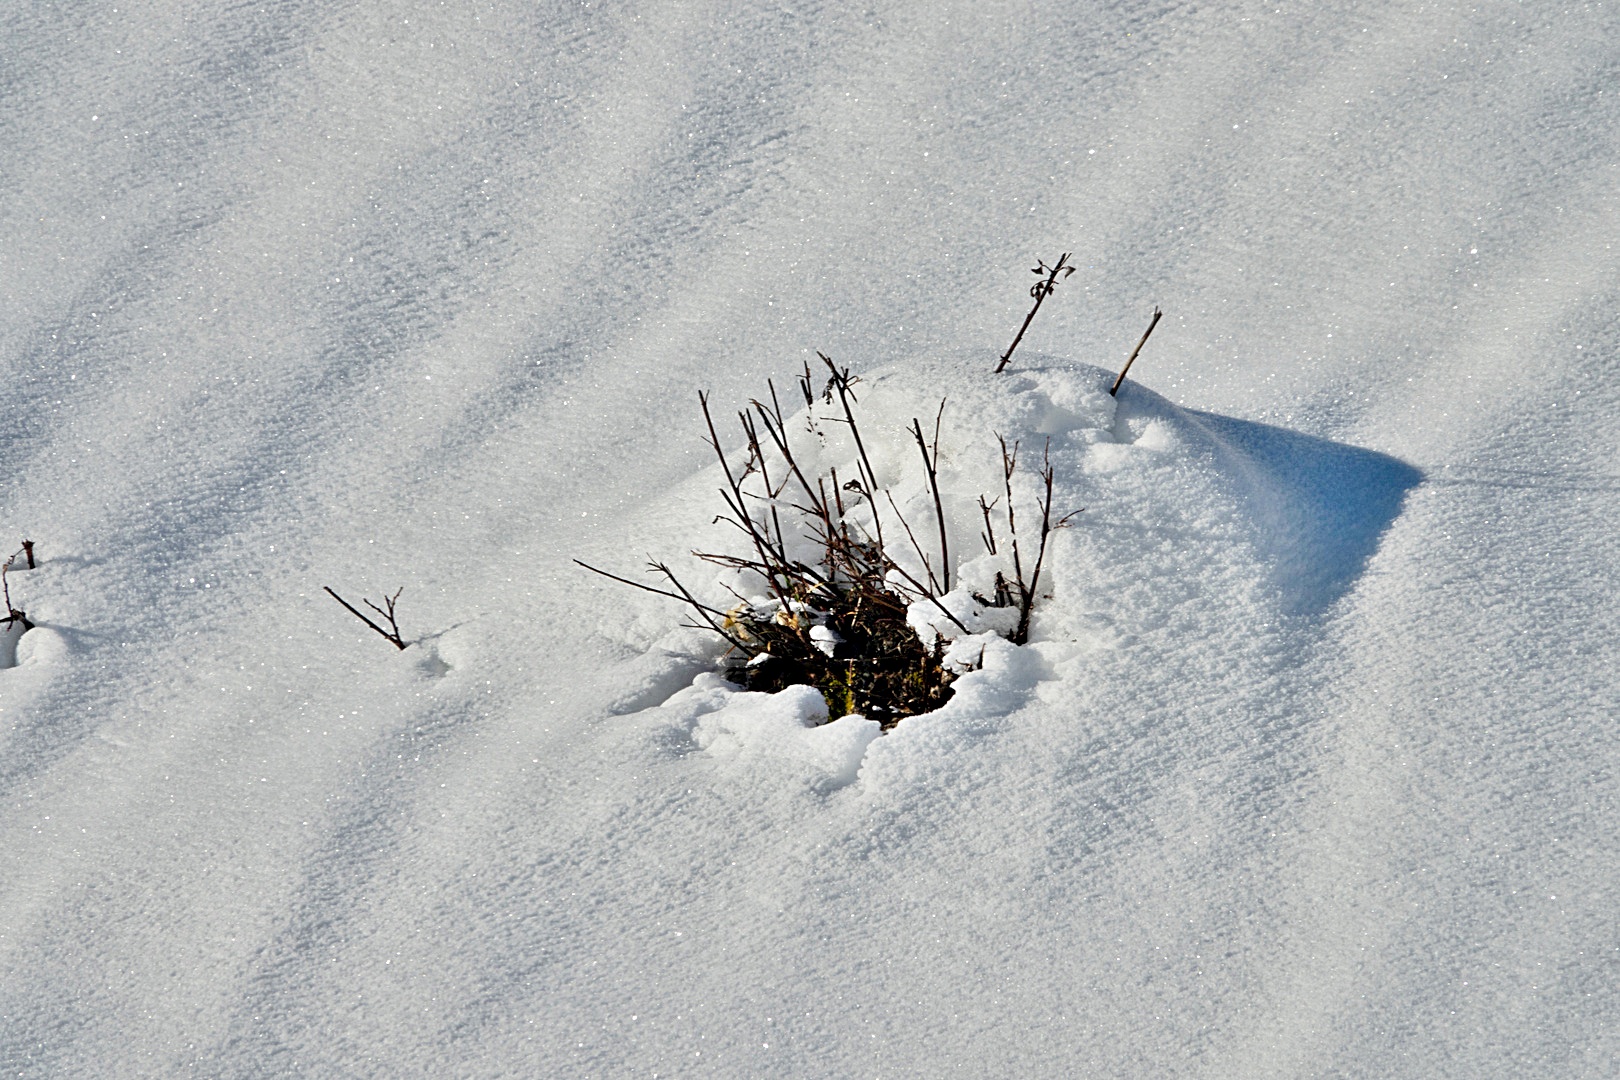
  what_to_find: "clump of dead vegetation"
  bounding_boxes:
[581,355,1076,728]
[576,253,1171,727]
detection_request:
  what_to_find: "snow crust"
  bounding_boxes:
[2,2,1617,1076]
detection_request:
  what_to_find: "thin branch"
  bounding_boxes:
[1014,441,1084,644]
[978,494,1000,555]
[698,391,740,488]
[574,560,732,621]
[930,398,945,465]
[998,434,1026,598]
[911,414,951,594]
[700,391,797,617]
[362,589,402,626]
[885,489,941,595]
[0,546,28,628]
[324,585,407,650]
[576,559,755,655]
[819,352,885,551]
[653,562,757,655]
[752,396,829,522]
[740,410,791,563]
[884,556,971,635]
[1110,307,1163,396]
[995,252,1075,374]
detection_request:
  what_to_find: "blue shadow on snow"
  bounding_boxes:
[1181,408,1424,615]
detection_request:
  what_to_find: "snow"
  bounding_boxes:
[3,1,1618,1076]
[675,674,880,792]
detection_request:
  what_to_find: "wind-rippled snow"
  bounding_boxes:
[2,2,1616,1076]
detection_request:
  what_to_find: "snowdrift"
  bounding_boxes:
[613,351,1420,796]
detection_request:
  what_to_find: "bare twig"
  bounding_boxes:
[1110,307,1163,396]
[816,372,967,634]
[978,494,1000,555]
[1,541,37,628]
[751,388,831,524]
[910,414,951,594]
[700,391,799,624]
[995,252,1076,374]
[653,561,758,654]
[576,560,756,655]
[884,489,941,595]
[575,560,731,621]
[881,548,972,635]
[739,410,792,563]
[1013,441,1084,644]
[325,585,408,650]
[818,353,886,552]
[978,436,1082,641]
[998,434,1026,596]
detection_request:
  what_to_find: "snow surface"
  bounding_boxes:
[3,1,1617,1076]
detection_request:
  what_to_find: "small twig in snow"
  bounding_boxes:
[995,252,1076,374]
[1110,307,1163,396]
[325,585,408,650]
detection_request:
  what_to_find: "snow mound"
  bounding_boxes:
[625,349,1420,786]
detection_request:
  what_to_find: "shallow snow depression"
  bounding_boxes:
[609,350,1421,794]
